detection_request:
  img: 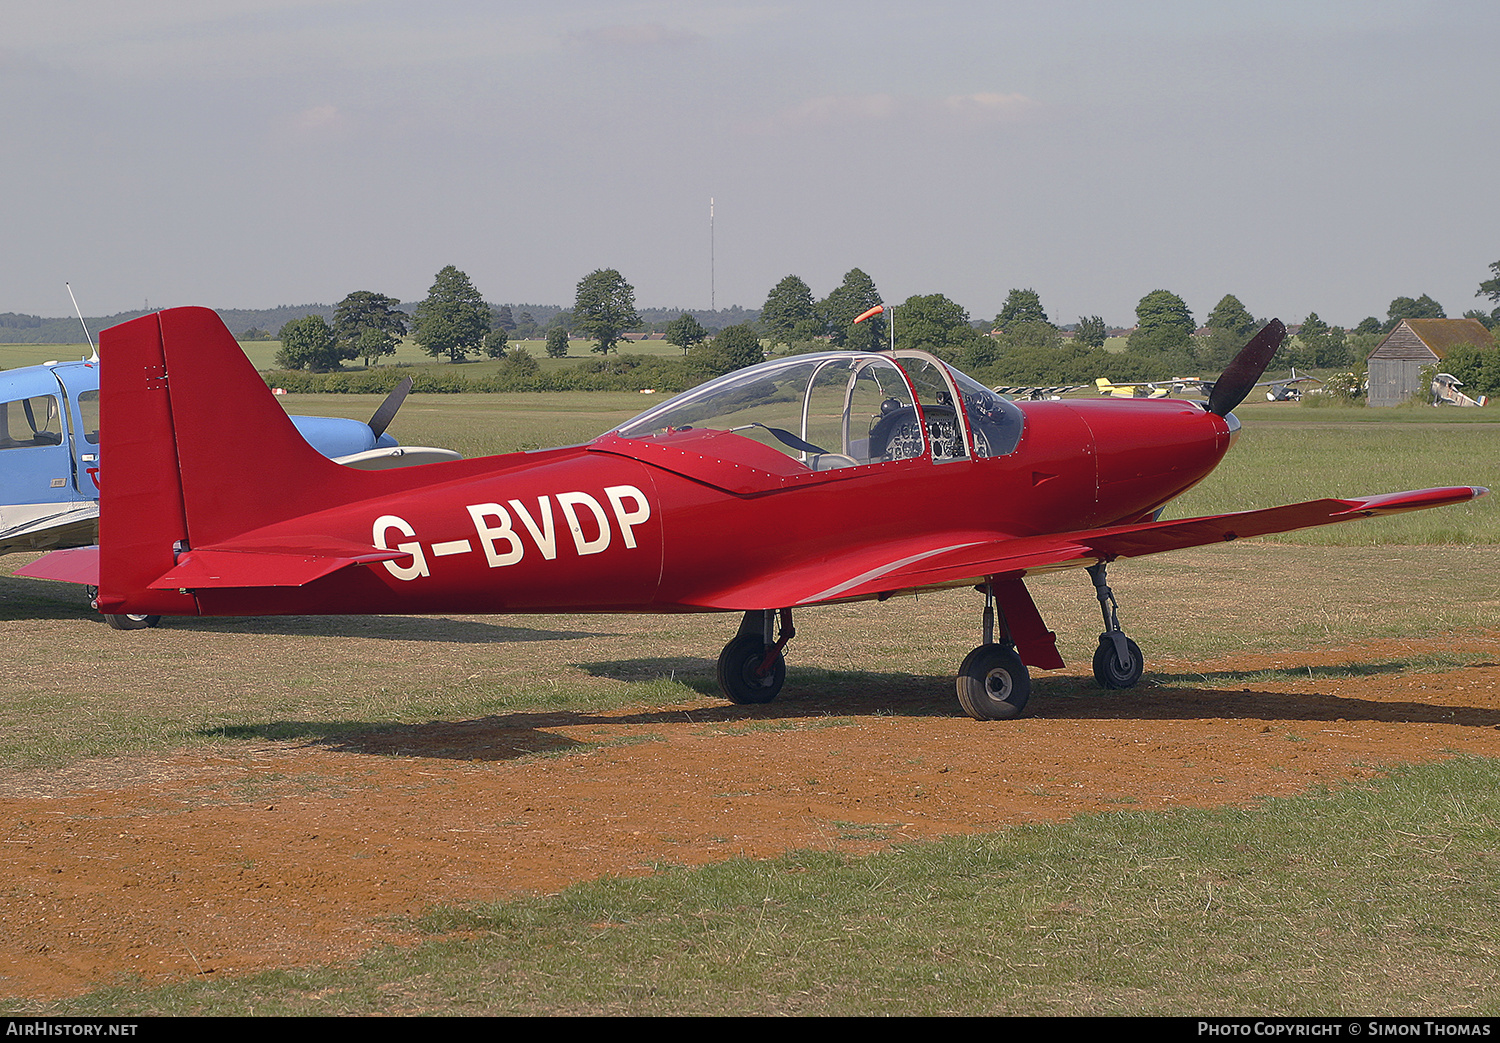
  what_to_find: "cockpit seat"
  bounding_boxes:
[808,452,859,472]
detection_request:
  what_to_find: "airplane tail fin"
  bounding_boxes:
[96,308,376,615]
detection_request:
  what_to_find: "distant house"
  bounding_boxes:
[1366,318,1492,407]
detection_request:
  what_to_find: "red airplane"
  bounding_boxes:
[90,307,1484,720]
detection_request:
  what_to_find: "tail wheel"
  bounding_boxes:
[104,614,161,631]
[716,634,786,705]
[956,644,1031,720]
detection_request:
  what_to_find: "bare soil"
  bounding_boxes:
[4,635,1499,1001]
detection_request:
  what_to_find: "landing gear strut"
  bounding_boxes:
[956,582,1032,720]
[716,608,793,704]
[1087,561,1144,689]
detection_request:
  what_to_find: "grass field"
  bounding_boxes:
[2,381,1498,1015]
[33,757,1499,1016]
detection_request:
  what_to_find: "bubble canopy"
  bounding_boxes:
[610,351,1023,470]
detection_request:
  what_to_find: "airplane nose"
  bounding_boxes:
[1073,400,1234,522]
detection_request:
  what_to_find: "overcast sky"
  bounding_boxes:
[4,1,1496,329]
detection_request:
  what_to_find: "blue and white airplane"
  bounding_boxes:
[0,355,455,558]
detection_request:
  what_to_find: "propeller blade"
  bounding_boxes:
[1207,320,1285,417]
[366,376,414,439]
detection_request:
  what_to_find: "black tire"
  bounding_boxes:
[956,644,1031,720]
[1092,635,1144,689]
[716,634,786,705]
[104,613,161,631]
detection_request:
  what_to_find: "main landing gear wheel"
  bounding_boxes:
[104,614,161,631]
[956,643,1031,721]
[716,634,787,705]
[1092,635,1144,690]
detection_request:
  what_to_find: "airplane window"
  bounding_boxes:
[893,356,969,462]
[0,395,63,450]
[949,369,1024,457]
[77,390,100,444]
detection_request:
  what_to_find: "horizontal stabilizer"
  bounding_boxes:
[148,538,407,590]
[13,545,100,585]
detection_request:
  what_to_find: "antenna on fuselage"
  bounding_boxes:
[65,282,97,363]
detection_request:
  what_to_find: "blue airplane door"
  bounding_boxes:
[69,385,101,497]
[0,386,72,508]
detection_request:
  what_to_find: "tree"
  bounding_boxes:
[998,320,1062,352]
[1296,312,1329,368]
[1206,294,1257,339]
[893,293,981,359]
[1075,315,1108,349]
[1323,325,1351,368]
[694,324,764,375]
[995,288,1049,329]
[513,311,541,340]
[545,327,570,358]
[1477,260,1500,304]
[497,345,540,381]
[573,268,642,355]
[484,328,509,358]
[664,312,708,355]
[334,290,407,367]
[413,266,489,362]
[1198,293,1258,367]
[275,314,349,372]
[1442,337,1500,397]
[821,268,884,350]
[1383,293,1445,333]
[1128,289,1194,355]
[760,275,820,347]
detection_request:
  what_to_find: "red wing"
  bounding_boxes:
[684,486,1486,610]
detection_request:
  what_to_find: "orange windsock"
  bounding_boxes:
[853,304,885,324]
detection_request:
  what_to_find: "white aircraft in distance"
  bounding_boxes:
[1432,373,1488,408]
[1194,368,1322,402]
[1097,369,1322,403]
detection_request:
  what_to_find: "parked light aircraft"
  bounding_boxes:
[1432,373,1488,408]
[1092,376,1200,399]
[74,308,1485,720]
[2,354,455,620]
[992,384,1088,401]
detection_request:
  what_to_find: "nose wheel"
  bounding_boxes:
[1087,561,1145,689]
[1092,633,1144,689]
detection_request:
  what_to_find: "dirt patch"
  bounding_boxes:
[3,635,1499,1000]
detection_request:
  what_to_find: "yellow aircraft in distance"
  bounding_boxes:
[1093,377,1197,399]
